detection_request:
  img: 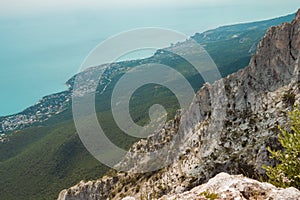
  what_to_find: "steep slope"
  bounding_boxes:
[58,9,300,200]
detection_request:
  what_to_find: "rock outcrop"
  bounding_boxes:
[159,172,300,200]
[58,9,300,200]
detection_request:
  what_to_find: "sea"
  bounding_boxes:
[0,4,297,116]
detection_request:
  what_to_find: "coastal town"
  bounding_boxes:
[0,91,71,133]
[0,62,130,134]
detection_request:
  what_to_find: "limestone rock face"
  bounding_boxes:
[57,176,119,200]
[58,9,300,200]
[158,173,300,200]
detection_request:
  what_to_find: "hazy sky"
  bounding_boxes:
[1,0,233,12]
[0,0,298,17]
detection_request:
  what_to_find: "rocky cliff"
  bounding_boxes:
[58,9,300,200]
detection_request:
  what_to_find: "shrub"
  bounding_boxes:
[282,92,296,106]
[199,190,219,200]
[263,106,300,189]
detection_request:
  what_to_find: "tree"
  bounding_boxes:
[263,106,300,189]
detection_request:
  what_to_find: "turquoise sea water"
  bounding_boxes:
[0,4,298,116]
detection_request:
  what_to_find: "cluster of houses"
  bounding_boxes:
[0,134,8,143]
[0,92,71,133]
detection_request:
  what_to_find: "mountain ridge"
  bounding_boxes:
[57,8,300,200]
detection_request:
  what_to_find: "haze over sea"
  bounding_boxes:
[0,2,298,116]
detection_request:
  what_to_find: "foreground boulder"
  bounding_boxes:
[123,173,300,200]
[157,173,300,200]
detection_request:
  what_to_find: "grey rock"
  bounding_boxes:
[159,172,300,200]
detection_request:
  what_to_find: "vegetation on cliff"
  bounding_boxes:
[264,106,300,189]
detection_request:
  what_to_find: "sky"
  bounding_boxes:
[0,0,234,14]
[0,0,298,17]
[0,0,299,116]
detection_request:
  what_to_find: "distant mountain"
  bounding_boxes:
[194,13,295,42]
[58,10,300,200]
[0,12,296,200]
[193,13,295,76]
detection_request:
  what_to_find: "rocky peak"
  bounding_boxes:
[58,10,300,200]
[296,8,300,21]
